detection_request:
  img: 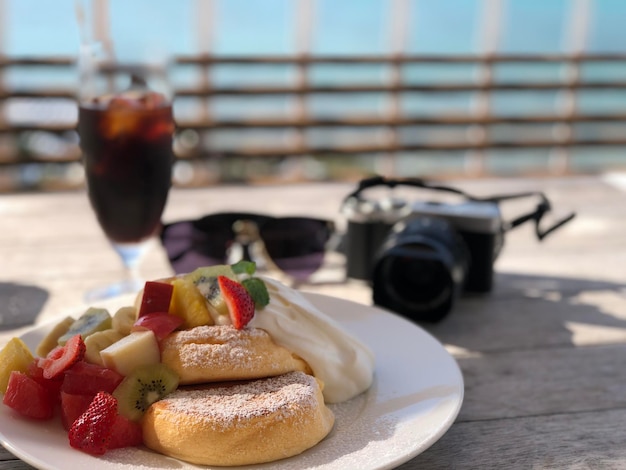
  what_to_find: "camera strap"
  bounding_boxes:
[342,175,576,241]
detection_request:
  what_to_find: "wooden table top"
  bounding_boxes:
[1,174,625,469]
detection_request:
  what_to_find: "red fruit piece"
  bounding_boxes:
[40,334,86,380]
[218,275,255,329]
[68,391,117,455]
[62,361,124,396]
[27,359,63,403]
[132,312,183,340]
[60,392,95,431]
[3,371,54,420]
[138,281,174,318]
[108,414,143,449]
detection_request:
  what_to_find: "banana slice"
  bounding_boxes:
[35,316,75,357]
[84,329,125,365]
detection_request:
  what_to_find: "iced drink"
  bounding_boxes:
[78,89,174,243]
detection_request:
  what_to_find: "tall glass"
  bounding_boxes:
[78,45,174,300]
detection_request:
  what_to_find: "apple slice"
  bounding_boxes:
[138,282,174,318]
[100,331,160,377]
[132,312,183,340]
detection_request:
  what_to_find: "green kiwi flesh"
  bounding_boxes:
[58,307,112,345]
[113,363,180,421]
[184,265,237,317]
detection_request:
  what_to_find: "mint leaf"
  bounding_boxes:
[242,278,270,309]
[231,260,257,276]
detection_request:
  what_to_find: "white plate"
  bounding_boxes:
[0,293,464,470]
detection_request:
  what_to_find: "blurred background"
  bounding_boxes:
[1,0,626,192]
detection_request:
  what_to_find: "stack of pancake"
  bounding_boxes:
[141,325,335,466]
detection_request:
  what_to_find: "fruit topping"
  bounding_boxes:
[27,359,64,400]
[113,363,179,421]
[3,371,54,420]
[138,281,174,318]
[61,361,124,396]
[218,275,256,329]
[132,312,183,340]
[111,306,137,336]
[35,316,75,357]
[108,414,143,449]
[40,334,86,380]
[231,260,270,308]
[169,277,214,328]
[58,308,112,346]
[100,330,160,377]
[84,329,125,365]
[0,337,34,393]
[61,392,95,431]
[68,391,117,455]
[185,265,238,321]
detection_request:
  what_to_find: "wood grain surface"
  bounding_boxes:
[1,175,625,469]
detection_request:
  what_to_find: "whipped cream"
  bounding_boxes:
[249,277,375,403]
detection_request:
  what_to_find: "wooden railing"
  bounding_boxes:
[1,53,626,189]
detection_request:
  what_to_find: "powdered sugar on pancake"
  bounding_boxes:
[170,325,269,369]
[159,372,318,428]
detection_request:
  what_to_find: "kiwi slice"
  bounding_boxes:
[184,265,237,317]
[113,363,179,421]
[57,307,112,345]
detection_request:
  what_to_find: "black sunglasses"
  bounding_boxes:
[160,212,335,282]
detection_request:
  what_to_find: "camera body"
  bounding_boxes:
[343,196,504,322]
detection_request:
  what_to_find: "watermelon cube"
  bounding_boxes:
[3,371,54,420]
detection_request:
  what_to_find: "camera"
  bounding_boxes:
[343,194,504,322]
[341,176,575,323]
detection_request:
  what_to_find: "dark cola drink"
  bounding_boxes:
[78,90,174,243]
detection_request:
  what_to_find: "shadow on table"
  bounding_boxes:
[0,282,49,330]
[404,271,626,469]
[418,271,626,353]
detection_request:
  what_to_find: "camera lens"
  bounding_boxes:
[371,217,468,322]
[381,252,453,306]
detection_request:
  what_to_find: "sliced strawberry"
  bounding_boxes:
[3,371,54,420]
[218,275,255,329]
[40,334,86,380]
[108,414,143,449]
[68,391,117,455]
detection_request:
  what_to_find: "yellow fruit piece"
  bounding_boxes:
[0,337,34,393]
[112,306,137,336]
[84,329,125,365]
[35,316,75,357]
[169,277,214,328]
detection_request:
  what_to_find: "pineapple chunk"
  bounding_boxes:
[169,277,214,328]
[100,330,160,376]
[0,337,34,393]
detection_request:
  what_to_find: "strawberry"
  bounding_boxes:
[40,334,86,380]
[68,391,117,455]
[217,275,255,329]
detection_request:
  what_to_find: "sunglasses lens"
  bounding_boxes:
[260,218,330,281]
[160,218,233,274]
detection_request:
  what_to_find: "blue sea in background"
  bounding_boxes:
[3,0,626,179]
[7,0,626,58]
